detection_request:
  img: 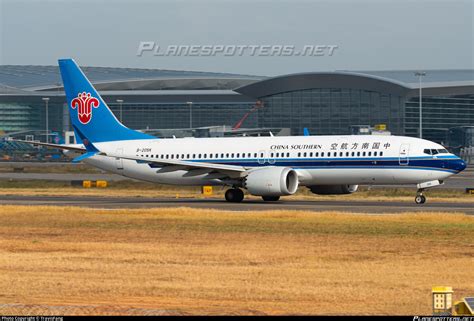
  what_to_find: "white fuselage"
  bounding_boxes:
[81,135,464,187]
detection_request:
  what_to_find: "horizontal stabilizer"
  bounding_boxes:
[72,152,97,163]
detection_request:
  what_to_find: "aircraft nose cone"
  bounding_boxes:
[451,158,467,172]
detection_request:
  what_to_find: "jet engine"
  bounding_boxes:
[308,185,359,195]
[244,167,299,196]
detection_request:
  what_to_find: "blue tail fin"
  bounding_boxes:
[58,58,154,143]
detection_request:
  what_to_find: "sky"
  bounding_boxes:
[0,0,472,76]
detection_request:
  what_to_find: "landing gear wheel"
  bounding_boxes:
[262,196,280,202]
[225,188,244,203]
[415,194,426,204]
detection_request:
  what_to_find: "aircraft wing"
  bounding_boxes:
[102,151,248,175]
[12,140,86,152]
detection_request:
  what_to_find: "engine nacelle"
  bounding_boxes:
[244,167,299,196]
[308,185,358,195]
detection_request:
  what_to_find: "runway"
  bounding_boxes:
[1,194,473,214]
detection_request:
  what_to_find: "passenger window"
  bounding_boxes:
[298,152,301,157]
[321,152,325,157]
[357,152,360,156]
[380,152,383,156]
[374,151,377,156]
[286,152,290,157]
[198,154,201,158]
[362,152,366,156]
[165,155,169,159]
[339,152,343,157]
[346,152,349,157]
[186,154,189,159]
[368,152,372,156]
[303,152,306,157]
[254,153,257,158]
[231,153,234,158]
[203,154,207,159]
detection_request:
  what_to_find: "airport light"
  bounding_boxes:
[42,97,50,143]
[187,101,193,129]
[116,99,124,122]
[414,71,426,139]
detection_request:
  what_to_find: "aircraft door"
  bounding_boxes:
[399,144,409,165]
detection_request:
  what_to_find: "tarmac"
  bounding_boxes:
[1,194,473,214]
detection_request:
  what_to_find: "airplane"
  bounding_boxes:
[20,59,467,204]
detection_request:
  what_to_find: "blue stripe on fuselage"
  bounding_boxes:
[146,156,462,174]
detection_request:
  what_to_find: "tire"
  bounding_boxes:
[262,196,280,202]
[415,195,426,204]
[225,188,244,203]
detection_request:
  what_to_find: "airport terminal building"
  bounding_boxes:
[0,65,473,149]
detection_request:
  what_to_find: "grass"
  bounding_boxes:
[0,179,473,203]
[0,205,472,315]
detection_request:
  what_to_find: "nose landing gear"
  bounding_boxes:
[414,180,443,204]
[415,189,426,204]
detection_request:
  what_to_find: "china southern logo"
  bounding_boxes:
[71,92,100,124]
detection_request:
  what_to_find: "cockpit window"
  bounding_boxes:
[424,148,449,155]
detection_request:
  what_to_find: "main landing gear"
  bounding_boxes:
[415,189,426,204]
[262,196,280,202]
[225,188,244,203]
